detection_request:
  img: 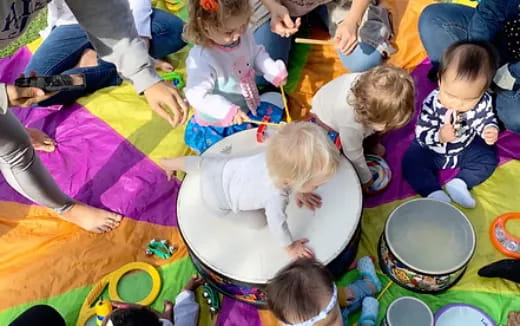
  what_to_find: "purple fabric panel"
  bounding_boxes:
[0,47,31,84]
[0,49,179,226]
[216,296,261,326]
[364,59,520,208]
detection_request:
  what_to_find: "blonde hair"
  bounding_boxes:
[266,122,341,192]
[183,0,251,46]
[349,64,416,132]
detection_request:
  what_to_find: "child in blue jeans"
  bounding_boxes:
[403,41,499,208]
[266,257,380,326]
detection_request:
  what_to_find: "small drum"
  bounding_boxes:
[365,154,391,194]
[434,304,496,326]
[177,128,363,306]
[382,297,433,326]
[378,198,476,293]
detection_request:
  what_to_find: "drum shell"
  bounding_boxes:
[381,297,434,326]
[190,222,362,307]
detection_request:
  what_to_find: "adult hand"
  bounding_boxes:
[6,84,55,107]
[269,3,301,38]
[286,239,314,259]
[440,109,456,143]
[296,192,322,211]
[334,19,359,55]
[143,81,189,128]
[482,126,499,145]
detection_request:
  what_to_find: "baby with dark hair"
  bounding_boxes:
[266,257,380,326]
[403,41,500,208]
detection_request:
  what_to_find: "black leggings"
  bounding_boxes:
[9,305,65,326]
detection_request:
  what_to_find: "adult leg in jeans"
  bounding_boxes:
[148,8,186,58]
[25,24,122,106]
[337,43,383,73]
[418,3,474,71]
[496,88,520,135]
[0,110,122,232]
[254,20,293,86]
[9,305,65,326]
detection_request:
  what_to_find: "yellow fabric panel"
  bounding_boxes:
[358,160,520,296]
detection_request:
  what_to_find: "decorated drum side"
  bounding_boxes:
[382,296,433,326]
[378,199,476,293]
[434,304,496,326]
[177,129,363,306]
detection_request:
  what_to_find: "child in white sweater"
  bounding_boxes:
[183,0,288,153]
[161,122,341,258]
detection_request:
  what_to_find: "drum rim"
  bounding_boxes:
[386,296,433,325]
[433,303,496,325]
[384,198,476,275]
[177,128,363,284]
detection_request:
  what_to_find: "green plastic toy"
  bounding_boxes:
[202,283,220,313]
[145,239,176,259]
[159,72,185,90]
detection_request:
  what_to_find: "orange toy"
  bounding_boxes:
[490,213,520,259]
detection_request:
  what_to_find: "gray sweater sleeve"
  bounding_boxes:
[65,0,161,93]
[0,83,8,115]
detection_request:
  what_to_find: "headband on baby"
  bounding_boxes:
[282,284,338,326]
[200,0,219,12]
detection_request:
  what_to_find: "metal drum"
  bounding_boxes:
[382,296,434,326]
[378,198,476,293]
[177,128,363,306]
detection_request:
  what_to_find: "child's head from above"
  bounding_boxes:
[266,122,341,193]
[266,258,342,326]
[438,41,498,112]
[350,64,415,133]
[104,307,161,326]
[183,0,251,46]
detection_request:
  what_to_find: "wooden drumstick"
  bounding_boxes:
[246,119,281,127]
[295,38,335,46]
[280,86,292,123]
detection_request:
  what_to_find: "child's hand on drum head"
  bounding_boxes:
[295,192,322,211]
[286,239,314,259]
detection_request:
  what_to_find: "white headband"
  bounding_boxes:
[282,284,338,326]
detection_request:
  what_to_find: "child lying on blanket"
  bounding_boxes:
[103,275,203,326]
[161,122,341,259]
[403,41,499,208]
[266,257,381,326]
[182,0,288,154]
[311,64,415,193]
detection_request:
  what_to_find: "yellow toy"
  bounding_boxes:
[95,299,112,326]
[76,262,162,326]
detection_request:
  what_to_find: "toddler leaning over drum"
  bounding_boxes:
[160,122,340,259]
[266,257,381,326]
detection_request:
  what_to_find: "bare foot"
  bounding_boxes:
[371,143,386,157]
[60,202,122,233]
[159,157,185,181]
[76,48,98,68]
[184,275,204,291]
[26,127,56,152]
[155,59,174,72]
[159,300,174,322]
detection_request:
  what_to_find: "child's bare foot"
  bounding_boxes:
[159,157,184,181]
[60,202,122,233]
[184,275,204,291]
[76,48,98,68]
[159,300,174,322]
[155,59,174,72]
[371,143,386,157]
[26,127,56,152]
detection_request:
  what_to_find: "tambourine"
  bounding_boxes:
[491,213,520,259]
[366,154,392,194]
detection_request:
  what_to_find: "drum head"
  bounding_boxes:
[177,129,362,283]
[434,304,496,326]
[385,199,475,274]
[387,297,433,326]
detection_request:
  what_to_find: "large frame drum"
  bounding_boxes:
[177,129,363,306]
